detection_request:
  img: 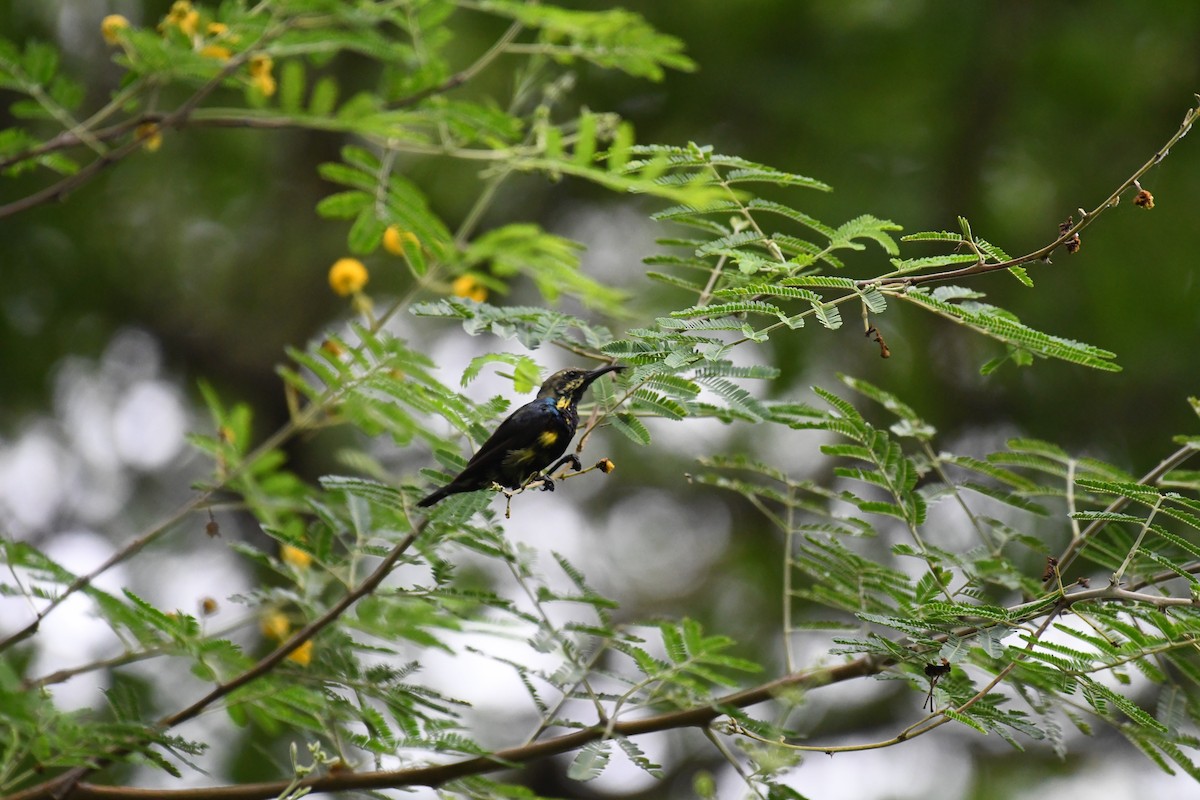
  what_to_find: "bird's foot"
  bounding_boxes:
[538,476,556,492]
[548,454,583,479]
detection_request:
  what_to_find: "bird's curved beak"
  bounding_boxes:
[582,363,623,388]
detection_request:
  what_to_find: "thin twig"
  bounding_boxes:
[0,395,326,656]
[1051,442,1197,581]
[703,726,769,800]
[20,617,255,690]
[0,494,209,654]
[727,599,1068,755]
[1110,495,1164,585]
[31,521,426,800]
[860,101,1200,290]
[0,10,524,218]
[502,544,608,723]
[522,635,614,745]
[0,50,254,220]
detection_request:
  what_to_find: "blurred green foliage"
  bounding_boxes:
[2,2,1200,800]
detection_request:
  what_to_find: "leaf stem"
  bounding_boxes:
[860,100,1200,290]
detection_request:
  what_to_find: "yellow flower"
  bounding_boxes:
[281,544,312,570]
[163,1,199,36]
[253,72,276,96]
[135,122,163,152]
[180,10,199,36]
[261,611,290,641]
[382,226,420,256]
[248,53,276,96]
[329,258,369,296]
[452,275,488,303]
[288,640,314,666]
[101,14,129,45]
[248,53,272,76]
[199,44,232,61]
[206,22,229,36]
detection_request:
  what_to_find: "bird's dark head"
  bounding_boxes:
[537,364,623,402]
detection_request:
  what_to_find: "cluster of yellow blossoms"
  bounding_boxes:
[260,611,314,666]
[259,544,316,666]
[247,53,276,97]
[327,226,490,306]
[101,3,274,102]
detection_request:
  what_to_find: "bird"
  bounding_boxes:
[417,364,623,507]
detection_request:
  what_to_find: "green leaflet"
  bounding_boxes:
[903,288,1120,371]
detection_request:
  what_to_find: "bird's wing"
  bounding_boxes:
[462,398,567,470]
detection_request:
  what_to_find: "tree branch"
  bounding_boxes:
[0,51,253,221]
[0,14,524,196]
[859,99,1200,290]
[10,657,878,800]
[1050,441,1199,582]
[18,577,1197,800]
[0,492,214,654]
[20,521,427,800]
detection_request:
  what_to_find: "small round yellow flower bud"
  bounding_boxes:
[180,10,199,36]
[248,53,272,77]
[281,544,312,570]
[200,597,219,616]
[199,44,232,61]
[328,258,369,296]
[261,611,290,641]
[163,2,199,36]
[452,275,488,303]
[253,72,276,97]
[248,53,276,96]
[101,15,129,45]
[135,122,163,152]
[287,640,314,666]
[382,226,420,256]
[597,457,615,474]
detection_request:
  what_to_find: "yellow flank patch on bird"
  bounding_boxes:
[506,447,536,464]
[556,397,572,410]
[539,430,559,447]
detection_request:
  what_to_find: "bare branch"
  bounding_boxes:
[859,100,1200,290]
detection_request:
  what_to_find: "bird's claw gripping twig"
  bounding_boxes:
[499,453,598,518]
[547,453,583,479]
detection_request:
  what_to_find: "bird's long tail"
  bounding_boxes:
[417,486,452,507]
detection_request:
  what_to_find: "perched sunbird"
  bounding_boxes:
[417,364,623,507]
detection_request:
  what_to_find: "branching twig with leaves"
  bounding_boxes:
[5,4,1200,799]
